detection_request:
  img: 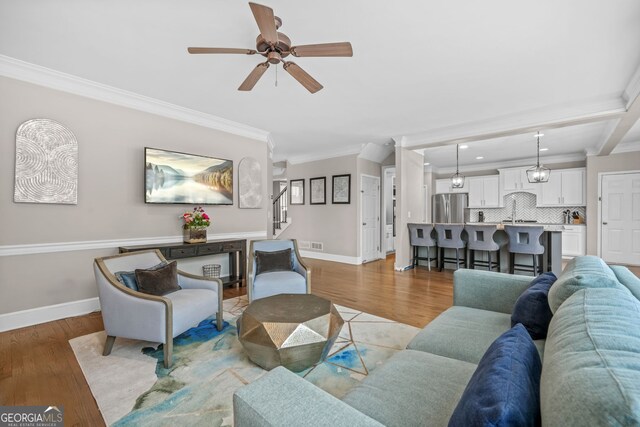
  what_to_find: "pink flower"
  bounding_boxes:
[202,213,210,220]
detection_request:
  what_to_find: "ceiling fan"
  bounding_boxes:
[187,2,353,94]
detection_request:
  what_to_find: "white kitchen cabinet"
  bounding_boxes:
[435,178,468,194]
[499,167,538,194]
[538,168,585,207]
[562,225,586,257]
[467,175,501,208]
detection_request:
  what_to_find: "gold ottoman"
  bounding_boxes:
[238,294,344,372]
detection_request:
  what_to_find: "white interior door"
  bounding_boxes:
[361,175,380,263]
[601,173,640,265]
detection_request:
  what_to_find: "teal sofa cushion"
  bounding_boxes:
[547,255,627,313]
[407,306,544,364]
[448,324,542,427]
[342,350,476,427]
[541,288,640,426]
[609,265,640,301]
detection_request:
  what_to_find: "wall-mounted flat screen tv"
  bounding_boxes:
[145,147,233,205]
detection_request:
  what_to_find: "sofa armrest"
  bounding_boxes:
[233,367,383,427]
[453,269,533,314]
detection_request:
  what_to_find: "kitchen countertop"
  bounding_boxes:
[465,222,582,231]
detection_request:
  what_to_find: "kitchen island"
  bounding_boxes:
[417,223,564,276]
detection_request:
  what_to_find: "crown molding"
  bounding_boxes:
[0,55,271,142]
[432,153,586,175]
[282,144,362,165]
[398,96,626,149]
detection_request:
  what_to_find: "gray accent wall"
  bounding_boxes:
[585,152,640,255]
[0,76,269,315]
[278,154,382,259]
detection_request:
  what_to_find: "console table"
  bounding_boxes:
[119,239,246,287]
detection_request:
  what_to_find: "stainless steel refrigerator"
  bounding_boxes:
[432,193,469,223]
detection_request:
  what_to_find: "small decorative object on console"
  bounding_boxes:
[181,206,211,243]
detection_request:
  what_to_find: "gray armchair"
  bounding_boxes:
[93,250,223,368]
[247,239,310,302]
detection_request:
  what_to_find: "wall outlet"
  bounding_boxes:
[408,211,411,218]
[310,242,324,251]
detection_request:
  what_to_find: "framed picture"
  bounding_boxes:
[332,174,351,204]
[290,179,305,205]
[145,147,233,205]
[310,177,326,205]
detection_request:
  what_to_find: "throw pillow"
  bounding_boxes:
[448,324,542,427]
[135,261,180,296]
[114,261,168,292]
[255,249,293,275]
[511,272,557,340]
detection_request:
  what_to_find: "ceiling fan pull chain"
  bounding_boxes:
[275,63,278,87]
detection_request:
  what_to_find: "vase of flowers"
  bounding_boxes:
[181,207,211,244]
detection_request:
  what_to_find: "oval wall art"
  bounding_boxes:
[238,157,263,209]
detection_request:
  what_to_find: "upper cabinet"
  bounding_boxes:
[537,168,585,207]
[435,178,468,194]
[499,167,538,194]
[467,175,501,208]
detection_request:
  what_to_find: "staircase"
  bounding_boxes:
[273,186,290,238]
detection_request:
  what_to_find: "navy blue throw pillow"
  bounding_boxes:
[448,324,542,427]
[511,272,557,340]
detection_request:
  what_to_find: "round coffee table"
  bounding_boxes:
[238,294,344,372]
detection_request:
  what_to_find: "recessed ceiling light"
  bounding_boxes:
[539,148,549,152]
[424,162,430,165]
[476,156,484,160]
[459,145,469,149]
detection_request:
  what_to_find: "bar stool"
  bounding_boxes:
[465,224,501,272]
[504,225,545,276]
[407,223,438,271]
[435,224,467,271]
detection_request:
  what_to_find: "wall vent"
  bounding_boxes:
[298,240,311,249]
[310,242,324,251]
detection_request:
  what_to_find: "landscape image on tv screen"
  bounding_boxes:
[145,147,233,205]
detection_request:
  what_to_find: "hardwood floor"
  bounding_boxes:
[1,255,638,426]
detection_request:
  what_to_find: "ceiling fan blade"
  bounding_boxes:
[238,62,270,91]
[188,47,256,55]
[283,62,323,94]
[290,42,353,57]
[249,2,278,45]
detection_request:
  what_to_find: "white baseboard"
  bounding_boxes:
[299,250,362,265]
[0,297,101,333]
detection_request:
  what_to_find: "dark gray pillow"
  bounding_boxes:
[135,261,181,296]
[255,249,293,275]
[115,261,168,291]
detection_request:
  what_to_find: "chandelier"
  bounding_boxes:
[526,132,550,183]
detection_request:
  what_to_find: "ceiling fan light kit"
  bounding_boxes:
[526,132,551,183]
[187,2,353,93]
[451,144,465,188]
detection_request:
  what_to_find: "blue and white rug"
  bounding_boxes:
[70,296,419,426]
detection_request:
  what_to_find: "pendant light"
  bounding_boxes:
[526,132,550,183]
[451,144,465,188]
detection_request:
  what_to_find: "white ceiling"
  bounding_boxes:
[1,0,639,162]
[420,121,614,170]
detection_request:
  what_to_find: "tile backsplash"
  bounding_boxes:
[467,192,586,224]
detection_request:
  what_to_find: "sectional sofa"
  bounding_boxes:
[233,256,640,426]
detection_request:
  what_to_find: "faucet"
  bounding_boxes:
[511,198,516,225]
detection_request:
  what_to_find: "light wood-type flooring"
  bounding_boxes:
[1,255,638,426]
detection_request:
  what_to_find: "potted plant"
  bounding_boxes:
[181,207,211,243]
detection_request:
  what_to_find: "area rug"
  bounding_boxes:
[69,296,419,426]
